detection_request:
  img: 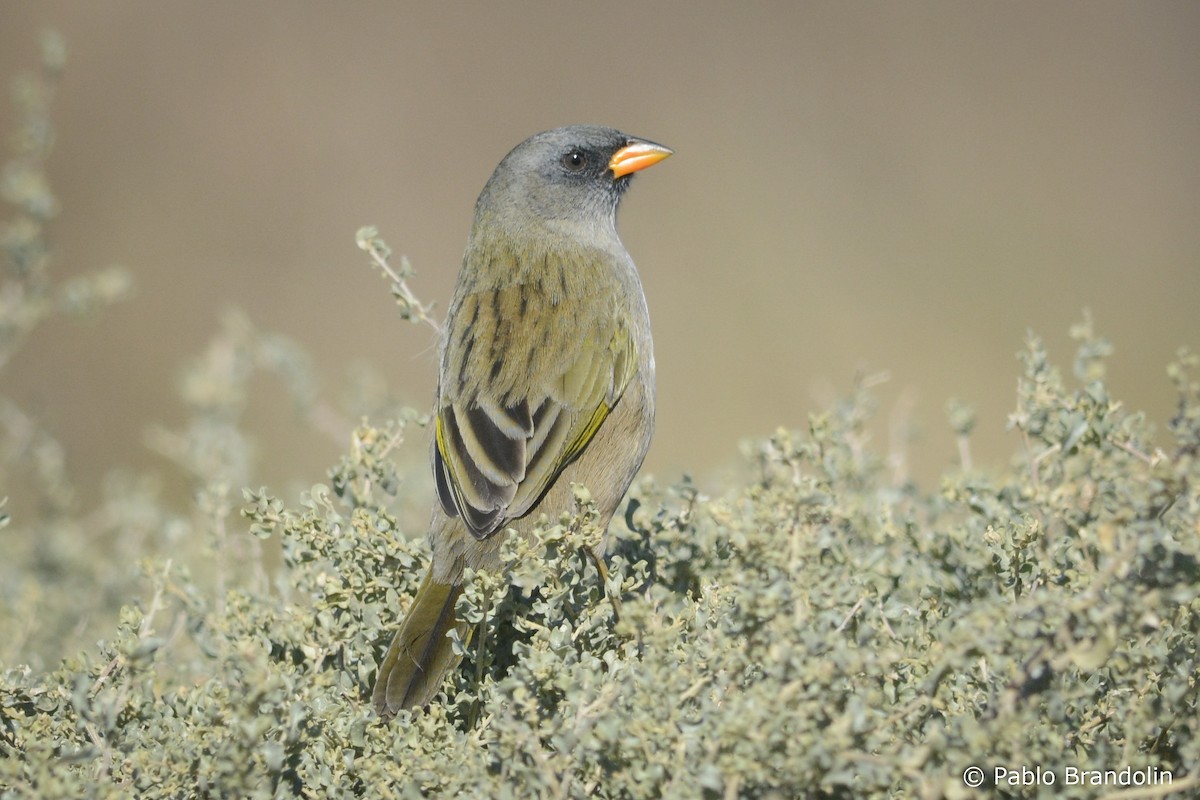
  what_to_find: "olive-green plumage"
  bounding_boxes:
[372,126,671,717]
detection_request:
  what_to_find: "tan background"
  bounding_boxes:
[2,1,1197,505]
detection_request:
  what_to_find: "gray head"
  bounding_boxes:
[473,125,672,234]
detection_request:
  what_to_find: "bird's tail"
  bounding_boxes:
[372,571,468,717]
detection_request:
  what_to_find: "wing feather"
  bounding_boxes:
[433,288,638,539]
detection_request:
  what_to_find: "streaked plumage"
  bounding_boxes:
[373,126,670,716]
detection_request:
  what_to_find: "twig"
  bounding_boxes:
[876,599,898,640]
[836,596,866,632]
[355,226,440,333]
[1110,437,1162,467]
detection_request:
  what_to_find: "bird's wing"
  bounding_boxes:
[433,289,636,538]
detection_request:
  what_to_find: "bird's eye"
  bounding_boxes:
[561,150,587,172]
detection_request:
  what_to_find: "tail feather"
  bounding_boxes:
[373,571,468,717]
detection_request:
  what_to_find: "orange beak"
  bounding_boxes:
[609,139,673,179]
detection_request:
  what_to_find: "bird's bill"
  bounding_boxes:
[609,140,673,179]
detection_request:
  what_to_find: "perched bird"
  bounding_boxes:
[372,126,672,717]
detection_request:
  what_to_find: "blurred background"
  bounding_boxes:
[2,1,1198,507]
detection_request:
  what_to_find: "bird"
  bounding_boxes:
[372,125,671,717]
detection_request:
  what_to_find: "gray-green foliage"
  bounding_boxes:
[3,37,1199,800]
[0,32,136,674]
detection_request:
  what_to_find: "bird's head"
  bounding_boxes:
[474,125,672,237]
